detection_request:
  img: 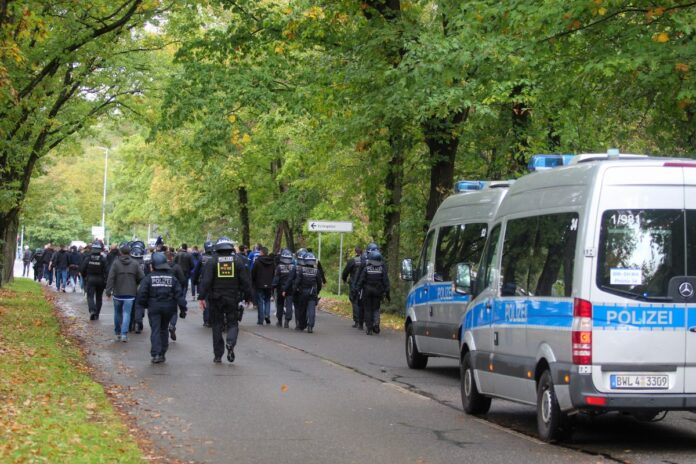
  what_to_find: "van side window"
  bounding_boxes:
[476,224,501,292]
[434,223,488,282]
[501,213,579,298]
[415,230,436,281]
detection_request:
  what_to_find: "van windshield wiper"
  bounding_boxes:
[599,285,673,302]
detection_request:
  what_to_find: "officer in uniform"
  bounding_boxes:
[293,251,322,333]
[129,241,147,334]
[197,237,252,363]
[136,252,187,363]
[272,248,295,328]
[192,240,215,327]
[357,249,390,335]
[342,246,363,328]
[80,241,108,320]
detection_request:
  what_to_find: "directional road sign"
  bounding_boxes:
[307,220,353,233]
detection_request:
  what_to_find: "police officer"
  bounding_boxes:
[342,246,363,328]
[198,237,252,363]
[80,241,108,320]
[357,249,390,335]
[192,240,214,327]
[293,251,322,333]
[136,252,187,363]
[272,248,295,328]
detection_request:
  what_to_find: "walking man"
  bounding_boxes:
[106,244,144,342]
[251,247,275,325]
[198,237,252,363]
[293,252,322,333]
[272,248,295,328]
[80,241,107,320]
[342,246,363,328]
[21,246,32,277]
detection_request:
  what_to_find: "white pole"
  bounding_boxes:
[338,233,343,295]
[147,224,151,245]
[101,147,108,232]
[318,232,322,262]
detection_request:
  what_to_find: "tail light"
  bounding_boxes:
[572,298,592,365]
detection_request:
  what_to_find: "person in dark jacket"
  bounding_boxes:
[293,252,322,333]
[41,244,54,284]
[80,242,108,320]
[105,245,119,276]
[198,237,252,363]
[105,244,144,342]
[136,252,187,363]
[21,246,32,277]
[192,241,215,327]
[32,248,44,281]
[342,246,363,328]
[166,249,187,340]
[251,247,275,325]
[190,245,201,298]
[50,245,69,292]
[272,248,295,328]
[79,245,92,292]
[174,244,193,296]
[67,246,82,292]
[356,250,390,336]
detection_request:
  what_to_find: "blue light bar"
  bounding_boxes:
[528,154,563,172]
[454,180,486,193]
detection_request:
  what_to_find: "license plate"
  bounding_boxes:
[610,374,669,390]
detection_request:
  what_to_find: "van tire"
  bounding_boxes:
[460,351,491,415]
[405,324,428,369]
[536,370,571,442]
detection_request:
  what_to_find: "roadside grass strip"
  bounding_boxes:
[0,279,144,463]
[319,291,405,330]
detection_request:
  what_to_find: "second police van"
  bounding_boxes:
[449,153,696,442]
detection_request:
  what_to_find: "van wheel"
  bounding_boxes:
[405,324,428,369]
[536,370,572,442]
[460,351,491,415]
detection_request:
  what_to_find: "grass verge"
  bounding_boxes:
[318,291,405,331]
[0,279,144,463]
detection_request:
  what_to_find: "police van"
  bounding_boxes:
[455,153,696,442]
[401,181,510,368]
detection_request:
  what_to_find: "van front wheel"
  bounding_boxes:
[460,351,491,415]
[536,370,572,442]
[405,324,428,369]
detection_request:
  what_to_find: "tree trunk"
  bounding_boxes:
[0,207,19,286]
[282,220,295,252]
[272,224,283,255]
[511,84,531,170]
[238,186,250,247]
[383,135,403,285]
[422,109,469,226]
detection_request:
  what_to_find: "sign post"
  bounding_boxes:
[307,220,353,295]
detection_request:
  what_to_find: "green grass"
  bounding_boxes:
[319,291,406,331]
[0,279,144,463]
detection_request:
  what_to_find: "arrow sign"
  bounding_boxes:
[307,220,353,233]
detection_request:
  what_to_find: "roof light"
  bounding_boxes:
[527,154,564,172]
[454,180,486,193]
[607,148,620,158]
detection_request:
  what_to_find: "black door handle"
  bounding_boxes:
[689,327,696,333]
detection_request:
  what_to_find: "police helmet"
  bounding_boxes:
[130,240,145,250]
[204,240,214,254]
[303,252,317,266]
[215,236,235,251]
[366,242,379,253]
[119,242,131,254]
[151,252,170,270]
[91,241,104,252]
[131,245,145,258]
[296,249,307,265]
[279,248,293,264]
[367,250,383,266]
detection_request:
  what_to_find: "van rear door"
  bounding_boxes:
[682,167,696,394]
[591,165,686,395]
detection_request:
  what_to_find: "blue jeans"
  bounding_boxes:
[55,268,68,290]
[113,298,134,336]
[256,288,271,323]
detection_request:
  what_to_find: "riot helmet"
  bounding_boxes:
[303,252,317,266]
[203,240,214,254]
[296,249,307,265]
[130,240,145,250]
[91,241,104,252]
[279,248,293,264]
[151,252,169,270]
[366,242,379,253]
[367,250,383,266]
[215,236,235,252]
[131,245,145,258]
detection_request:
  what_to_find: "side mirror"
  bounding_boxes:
[400,258,414,281]
[453,262,471,295]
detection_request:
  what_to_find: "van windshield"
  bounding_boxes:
[597,210,685,300]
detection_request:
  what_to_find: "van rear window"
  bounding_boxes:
[597,210,684,300]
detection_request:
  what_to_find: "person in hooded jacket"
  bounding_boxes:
[105,244,144,342]
[272,248,295,328]
[67,246,82,292]
[50,245,69,292]
[165,249,187,341]
[41,244,54,285]
[32,248,44,281]
[251,247,275,325]
[80,241,108,320]
[356,250,390,335]
[137,252,187,363]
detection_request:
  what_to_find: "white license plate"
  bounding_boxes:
[610,374,669,390]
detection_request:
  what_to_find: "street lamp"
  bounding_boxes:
[95,146,109,237]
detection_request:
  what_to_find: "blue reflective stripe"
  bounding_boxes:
[407,282,470,307]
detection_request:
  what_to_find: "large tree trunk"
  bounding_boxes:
[238,186,250,247]
[383,135,403,284]
[0,208,19,286]
[282,220,295,252]
[422,109,468,226]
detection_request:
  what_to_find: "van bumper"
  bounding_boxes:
[569,369,696,411]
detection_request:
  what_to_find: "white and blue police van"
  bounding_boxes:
[401,180,510,368]
[455,152,696,442]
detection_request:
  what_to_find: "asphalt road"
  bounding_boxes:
[18,261,696,464]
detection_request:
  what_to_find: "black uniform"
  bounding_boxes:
[193,251,214,326]
[342,254,363,326]
[80,251,107,319]
[272,262,295,325]
[130,256,148,333]
[136,270,187,359]
[198,252,252,361]
[357,262,390,334]
[293,264,322,331]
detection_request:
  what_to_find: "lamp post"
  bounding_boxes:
[95,146,109,238]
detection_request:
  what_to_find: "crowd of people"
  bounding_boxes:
[22,237,391,364]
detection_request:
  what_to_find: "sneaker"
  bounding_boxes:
[276,321,282,327]
[169,327,176,341]
[89,314,95,321]
[366,328,373,335]
[257,321,263,325]
[151,356,158,363]
[352,322,359,328]
[284,320,290,328]
[226,345,235,363]
[307,326,313,334]
[115,335,121,342]
[160,354,166,363]
[213,357,222,363]
[357,324,364,330]
[121,335,128,343]
[374,325,380,334]
[265,317,271,324]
